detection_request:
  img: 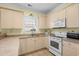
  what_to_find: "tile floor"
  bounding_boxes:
[24,49,54,56]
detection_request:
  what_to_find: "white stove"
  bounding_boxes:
[49,32,67,56]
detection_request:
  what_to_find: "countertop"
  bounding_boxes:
[6,33,45,37]
[63,38,79,44]
[19,35,46,39]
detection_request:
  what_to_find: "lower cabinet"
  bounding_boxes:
[43,37,49,48]
[19,37,48,55]
[63,39,79,56]
[37,37,49,49]
[19,38,35,55]
[35,37,44,50]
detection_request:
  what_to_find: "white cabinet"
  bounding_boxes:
[47,10,65,28]
[66,4,79,27]
[63,40,76,56]
[36,37,48,49]
[19,37,48,55]
[63,39,79,56]
[0,8,23,28]
[19,38,35,55]
[38,14,46,28]
[35,37,44,50]
[47,12,58,28]
[43,37,49,48]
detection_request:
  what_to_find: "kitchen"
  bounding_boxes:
[0,3,79,56]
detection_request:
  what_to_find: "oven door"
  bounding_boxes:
[49,37,61,53]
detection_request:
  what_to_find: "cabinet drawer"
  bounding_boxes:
[63,46,76,56]
[63,41,71,47]
[63,40,79,56]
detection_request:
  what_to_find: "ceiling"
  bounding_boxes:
[12,3,62,14]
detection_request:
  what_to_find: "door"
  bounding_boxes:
[25,38,35,53]
[47,9,65,28]
[35,37,44,50]
[1,9,13,28]
[63,40,77,56]
[20,38,35,54]
[38,14,46,28]
[66,4,79,27]
[13,11,23,28]
[1,8,23,28]
[43,37,49,48]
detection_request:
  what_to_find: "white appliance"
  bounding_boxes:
[49,32,67,56]
[49,37,62,56]
[53,19,66,28]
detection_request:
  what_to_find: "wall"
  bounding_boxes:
[0,3,46,35]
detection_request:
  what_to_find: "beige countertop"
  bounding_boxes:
[6,33,46,37]
[63,38,79,44]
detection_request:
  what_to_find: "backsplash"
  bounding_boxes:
[0,28,22,35]
[40,28,79,33]
[0,28,43,35]
[0,28,79,35]
[51,28,79,32]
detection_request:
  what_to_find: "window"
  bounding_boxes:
[23,16,38,32]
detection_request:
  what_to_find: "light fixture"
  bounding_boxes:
[27,4,32,7]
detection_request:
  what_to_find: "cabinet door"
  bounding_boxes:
[25,38,35,53]
[63,40,77,56]
[1,9,23,28]
[36,37,48,49]
[47,9,65,28]
[38,15,46,28]
[12,11,23,28]
[66,4,79,27]
[57,10,65,19]
[75,43,79,56]
[35,37,44,50]
[1,9,13,28]
[19,38,35,55]
[43,37,49,48]
[47,12,57,28]
[63,46,76,56]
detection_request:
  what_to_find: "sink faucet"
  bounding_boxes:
[30,29,36,37]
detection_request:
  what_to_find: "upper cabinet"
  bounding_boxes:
[0,8,24,28]
[66,4,79,27]
[47,4,79,28]
[38,14,46,28]
[56,10,65,19]
[47,9,65,28]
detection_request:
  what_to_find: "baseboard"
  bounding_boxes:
[19,48,47,56]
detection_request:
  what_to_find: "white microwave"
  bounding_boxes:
[53,18,66,28]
